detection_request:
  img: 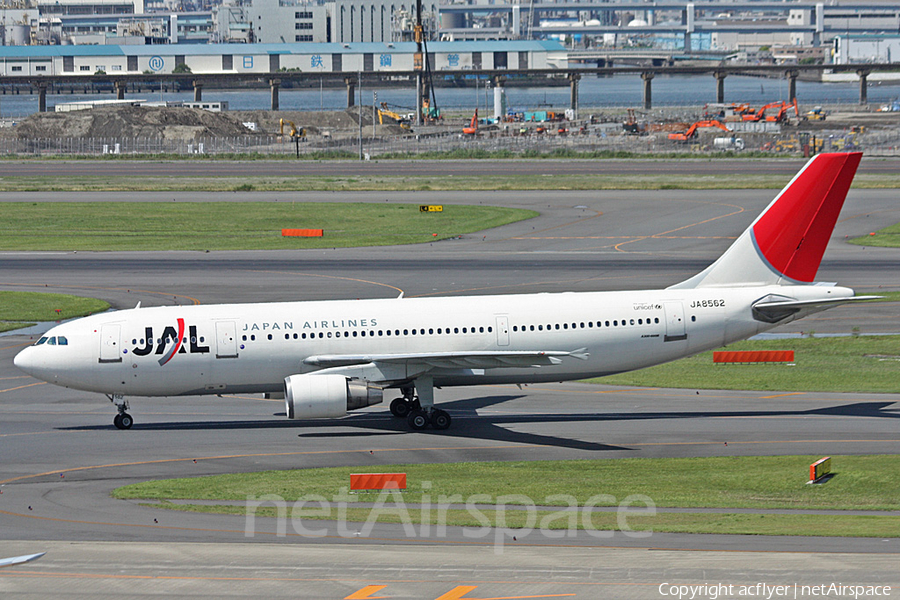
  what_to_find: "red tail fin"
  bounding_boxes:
[752,152,861,282]
[671,152,862,289]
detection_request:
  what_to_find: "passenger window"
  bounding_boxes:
[538,325,543,331]
[530,325,535,331]
[630,319,635,325]
[327,332,332,338]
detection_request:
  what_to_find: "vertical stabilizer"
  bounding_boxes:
[670,152,862,289]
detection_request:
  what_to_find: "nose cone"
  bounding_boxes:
[13,347,38,377]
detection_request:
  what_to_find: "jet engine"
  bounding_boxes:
[284,374,383,419]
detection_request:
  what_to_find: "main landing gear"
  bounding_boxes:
[108,394,133,430]
[388,375,451,431]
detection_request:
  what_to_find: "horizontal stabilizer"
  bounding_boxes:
[752,295,881,322]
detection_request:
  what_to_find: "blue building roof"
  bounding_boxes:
[0,40,565,59]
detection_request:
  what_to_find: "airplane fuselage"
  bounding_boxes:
[20,283,851,397]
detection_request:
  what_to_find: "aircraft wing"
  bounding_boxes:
[304,349,590,369]
[753,295,882,322]
[0,552,45,568]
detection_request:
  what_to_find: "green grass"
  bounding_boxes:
[115,455,900,537]
[147,503,900,538]
[0,203,535,251]
[590,334,900,393]
[113,455,900,511]
[0,291,109,321]
[0,321,36,333]
[850,220,900,248]
[0,173,898,193]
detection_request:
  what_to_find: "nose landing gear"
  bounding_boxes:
[107,394,133,429]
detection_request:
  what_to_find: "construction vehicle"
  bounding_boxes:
[279,118,306,159]
[622,108,646,135]
[805,106,827,121]
[742,99,799,123]
[413,0,439,124]
[278,118,305,140]
[713,136,745,151]
[377,103,412,129]
[462,109,478,135]
[667,119,730,142]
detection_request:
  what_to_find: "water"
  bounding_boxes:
[2,74,900,117]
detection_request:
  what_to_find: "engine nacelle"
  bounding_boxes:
[284,374,383,420]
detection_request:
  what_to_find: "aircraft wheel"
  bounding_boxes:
[430,409,451,430]
[407,410,429,431]
[114,413,133,430]
[390,398,411,418]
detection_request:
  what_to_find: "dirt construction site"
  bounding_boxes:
[1,102,899,156]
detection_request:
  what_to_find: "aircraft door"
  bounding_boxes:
[663,302,687,342]
[215,321,239,359]
[495,315,510,346]
[99,324,123,363]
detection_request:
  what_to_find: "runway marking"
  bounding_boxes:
[760,393,806,399]
[0,375,31,381]
[613,201,746,253]
[244,269,404,295]
[0,381,45,394]
[513,235,736,241]
[436,587,575,600]
[1,342,32,351]
[501,209,603,241]
[0,444,544,485]
[0,568,656,590]
[345,585,389,599]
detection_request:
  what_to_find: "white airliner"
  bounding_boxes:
[15,153,875,431]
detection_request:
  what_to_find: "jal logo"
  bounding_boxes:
[132,318,210,366]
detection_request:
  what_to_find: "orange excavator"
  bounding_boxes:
[668,119,730,142]
[742,99,799,123]
[462,109,478,135]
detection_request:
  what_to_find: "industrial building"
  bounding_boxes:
[0,39,567,76]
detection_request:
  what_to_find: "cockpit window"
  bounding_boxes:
[33,336,67,346]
